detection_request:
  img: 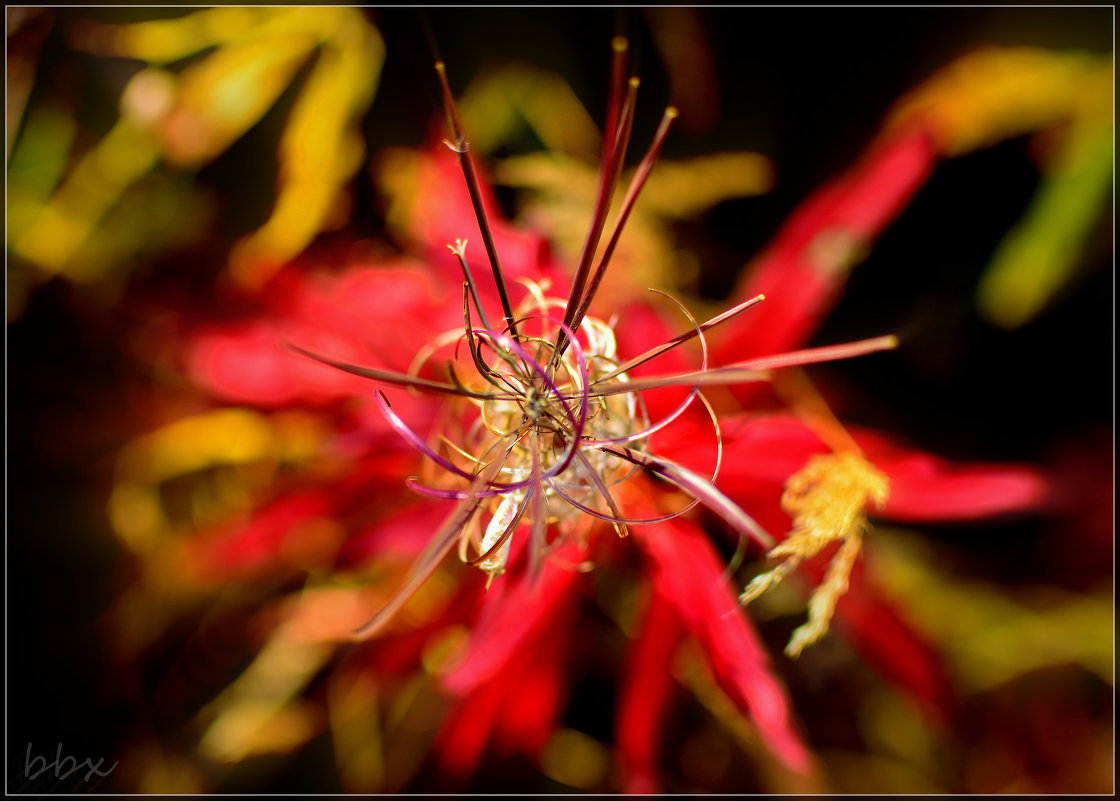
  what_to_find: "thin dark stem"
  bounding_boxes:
[602,36,629,167]
[287,342,498,399]
[435,61,519,339]
[569,106,678,337]
[605,77,640,212]
[597,293,766,382]
[449,240,493,332]
[560,40,634,336]
[461,284,513,393]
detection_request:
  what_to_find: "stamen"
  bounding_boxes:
[786,533,862,658]
[604,77,642,213]
[470,486,531,579]
[527,430,548,581]
[353,448,512,638]
[572,450,629,538]
[434,61,519,338]
[597,443,774,549]
[553,391,723,531]
[569,107,679,336]
[448,239,494,332]
[460,284,507,392]
[584,289,707,445]
[374,390,486,482]
[287,342,494,399]
[598,293,766,381]
[556,76,640,343]
[440,434,486,467]
[602,36,630,164]
[589,366,770,397]
[728,334,899,372]
[562,42,635,335]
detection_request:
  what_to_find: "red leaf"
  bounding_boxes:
[616,588,686,794]
[714,129,938,366]
[637,515,813,775]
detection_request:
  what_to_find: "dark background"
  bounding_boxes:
[8,6,1113,793]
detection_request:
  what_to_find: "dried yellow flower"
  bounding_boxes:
[741,451,889,657]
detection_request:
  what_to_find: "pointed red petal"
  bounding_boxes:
[434,676,505,780]
[714,129,938,365]
[442,540,586,696]
[664,413,1051,524]
[185,263,457,405]
[849,426,1052,521]
[184,490,331,581]
[637,515,813,774]
[435,544,583,778]
[876,453,1051,521]
[492,602,574,758]
[434,610,573,779]
[658,413,827,493]
[187,323,360,405]
[616,588,686,795]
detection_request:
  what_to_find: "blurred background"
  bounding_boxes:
[7,6,1113,794]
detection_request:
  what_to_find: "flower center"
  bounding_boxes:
[416,285,648,580]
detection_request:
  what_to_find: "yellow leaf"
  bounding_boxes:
[74,7,303,64]
[459,64,601,159]
[229,11,385,287]
[867,530,1113,692]
[159,32,318,167]
[977,120,1112,328]
[887,47,1110,157]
